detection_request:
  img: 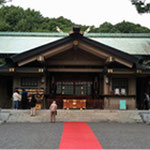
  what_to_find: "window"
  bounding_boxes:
[21,77,38,87]
[56,81,92,96]
[56,82,61,94]
[56,82,73,95]
[112,78,128,95]
[62,82,73,95]
[75,82,87,96]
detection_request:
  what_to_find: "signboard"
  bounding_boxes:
[120,100,126,110]
[36,104,42,110]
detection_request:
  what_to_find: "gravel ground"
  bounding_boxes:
[0,122,150,149]
[0,122,64,149]
[89,122,150,149]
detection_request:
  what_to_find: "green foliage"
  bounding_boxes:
[114,21,150,33]
[0,0,6,5]
[98,22,120,33]
[0,6,150,33]
[0,0,12,5]
[0,6,73,32]
[90,21,150,33]
[131,0,150,13]
[0,19,10,31]
[98,22,113,33]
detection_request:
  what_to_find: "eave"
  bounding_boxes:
[10,28,139,69]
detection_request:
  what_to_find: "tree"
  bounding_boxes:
[0,0,11,5]
[131,0,150,13]
[0,6,150,33]
[0,6,74,32]
[114,21,150,33]
[90,21,150,33]
[0,20,10,31]
[98,22,114,33]
[0,0,6,5]
[0,6,25,31]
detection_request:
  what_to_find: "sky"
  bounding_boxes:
[6,0,150,28]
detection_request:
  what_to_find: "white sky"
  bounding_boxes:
[6,0,150,28]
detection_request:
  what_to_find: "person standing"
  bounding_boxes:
[144,93,150,110]
[12,90,21,109]
[21,89,28,109]
[49,101,57,123]
[30,94,37,116]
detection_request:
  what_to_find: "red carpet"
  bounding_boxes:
[59,122,103,149]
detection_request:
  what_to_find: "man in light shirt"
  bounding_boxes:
[12,90,21,109]
[49,101,57,123]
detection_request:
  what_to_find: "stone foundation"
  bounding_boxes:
[104,97,136,109]
[0,109,143,123]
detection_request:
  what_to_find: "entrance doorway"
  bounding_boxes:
[47,72,104,109]
[0,76,13,108]
[136,76,150,109]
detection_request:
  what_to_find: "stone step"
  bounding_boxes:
[0,109,146,123]
[139,112,150,124]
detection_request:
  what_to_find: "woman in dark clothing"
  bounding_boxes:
[21,89,28,109]
[30,94,37,116]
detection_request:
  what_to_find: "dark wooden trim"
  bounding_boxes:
[103,95,136,97]
[46,60,104,66]
[47,68,103,72]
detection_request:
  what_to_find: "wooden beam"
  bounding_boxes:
[18,42,73,67]
[46,60,104,66]
[111,72,135,75]
[15,67,42,73]
[114,58,133,68]
[79,42,133,68]
[47,68,103,72]
[79,42,108,59]
[18,57,37,67]
[43,42,73,58]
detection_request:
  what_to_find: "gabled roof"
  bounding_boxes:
[0,32,66,54]
[11,35,73,63]
[0,32,150,55]
[11,29,138,68]
[80,35,138,64]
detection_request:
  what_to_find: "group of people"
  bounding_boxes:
[12,89,58,122]
[12,89,27,109]
[12,89,38,116]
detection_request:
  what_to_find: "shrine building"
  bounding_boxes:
[0,26,150,109]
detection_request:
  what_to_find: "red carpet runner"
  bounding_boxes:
[59,122,103,149]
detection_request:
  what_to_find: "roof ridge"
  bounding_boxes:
[0,32,69,37]
[0,32,150,38]
[85,33,150,38]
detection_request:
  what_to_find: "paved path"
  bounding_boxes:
[0,122,150,149]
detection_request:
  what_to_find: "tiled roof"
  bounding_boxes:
[0,32,150,55]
